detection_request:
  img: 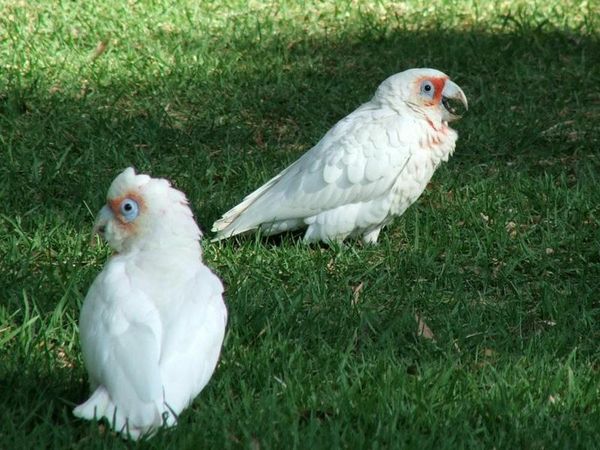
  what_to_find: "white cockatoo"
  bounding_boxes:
[212,68,468,244]
[74,168,227,440]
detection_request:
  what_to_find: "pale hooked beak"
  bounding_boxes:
[91,205,113,244]
[441,79,468,121]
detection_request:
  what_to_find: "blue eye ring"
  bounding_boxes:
[119,198,139,222]
[421,80,434,96]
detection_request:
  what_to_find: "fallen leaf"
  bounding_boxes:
[415,314,435,341]
[91,39,109,61]
[483,348,495,357]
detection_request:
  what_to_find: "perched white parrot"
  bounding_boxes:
[212,68,468,244]
[74,168,227,440]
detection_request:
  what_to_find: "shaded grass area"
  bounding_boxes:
[1,0,599,448]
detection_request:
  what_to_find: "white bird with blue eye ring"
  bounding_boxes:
[74,168,227,440]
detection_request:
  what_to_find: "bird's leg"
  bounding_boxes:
[362,227,382,245]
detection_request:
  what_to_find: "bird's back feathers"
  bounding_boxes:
[75,252,226,439]
[211,68,464,243]
[212,106,414,240]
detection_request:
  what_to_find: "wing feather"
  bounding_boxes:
[212,105,413,240]
[79,262,163,426]
[158,265,227,413]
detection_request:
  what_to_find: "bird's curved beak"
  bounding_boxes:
[441,79,468,122]
[91,205,113,245]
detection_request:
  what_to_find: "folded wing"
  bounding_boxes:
[74,264,164,436]
[212,106,412,239]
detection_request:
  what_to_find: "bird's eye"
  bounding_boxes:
[119,198,139,222]
[421,80,434,96]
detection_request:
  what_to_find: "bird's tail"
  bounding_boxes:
[211,170,286,241]
[73,386,164,440]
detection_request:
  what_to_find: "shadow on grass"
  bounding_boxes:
[0,356,92,448]
[0,25,599,445]
[0,27,597,226]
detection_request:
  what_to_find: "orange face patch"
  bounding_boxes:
[417,76,447,106]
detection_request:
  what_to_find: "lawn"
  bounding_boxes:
[0,0,599,448]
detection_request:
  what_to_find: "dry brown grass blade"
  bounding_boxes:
[351,282,364,306]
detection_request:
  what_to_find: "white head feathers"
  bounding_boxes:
[94,167,202,254]
[372,68,467,126]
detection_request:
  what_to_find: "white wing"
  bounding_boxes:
[159,265,227,415]
[212,104,413,239]
[76,260,164,429]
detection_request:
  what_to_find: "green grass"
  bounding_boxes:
[1,0,599,448]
